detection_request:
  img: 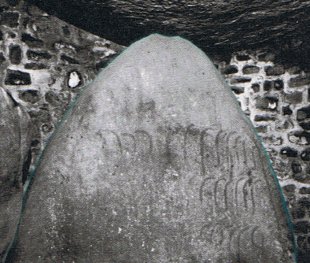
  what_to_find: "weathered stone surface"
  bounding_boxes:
[12,35,294,262]
[27,0,310,68]
[0,88,32,261]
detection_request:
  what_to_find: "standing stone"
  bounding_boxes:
[12,35,294,263]
[0,88,32,261]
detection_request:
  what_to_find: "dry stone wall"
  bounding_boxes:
[0,0,309,262]
[217,54,310,262]
[0,0,124,166]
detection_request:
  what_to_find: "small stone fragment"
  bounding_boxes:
[289,131,310,145]
[9,31,16,38]
[255,125,267,133]
[263,79,283,91]
[264,80,272,91]
[257,52,275,62]
[283,184,296,193]
[236,53,250,61]
[291,207,305,219]
[280,147,298,157]
[256,96,278,111]
[254,114,276,122]
[25,63,48,70]
[230,86,244,94]
[221,65,238,75]
[292,173,308,182]
[289,74,310,88]
[26,50,52,61]
[287,66,301,75]
[297,106,310,130]
[60,54,79,64]
[45,90,62,106]
[21,33,44,48]
[62,25,70,36]
[283,106,293,115]
[67,71,81,88]
[275,120,291,131]
[265,65,285,76]
[0,52,5,64]
[242,65,260,74]
[274,79,284,90]
[297,237,310,259]
[18,90,40,104]
[230,76,251,84]
[291,161,302,173]
[41,123,53,133]
[251,83,260,92]
[28,108,51,124]
[299,197,310,209]
[9,45,22,64]
[5,69,31,85]
[301,148,310,161]
[294,221,310,234]
[284,92,303,104]
[299,187,310,194]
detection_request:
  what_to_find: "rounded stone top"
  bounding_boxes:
[11,35,295,263]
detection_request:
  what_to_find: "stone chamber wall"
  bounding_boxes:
[0,0,309,262]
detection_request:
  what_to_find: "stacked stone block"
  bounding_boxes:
[0,0,123,165]
[218,53,310,260]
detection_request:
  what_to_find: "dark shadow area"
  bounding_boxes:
[27,0,310,69]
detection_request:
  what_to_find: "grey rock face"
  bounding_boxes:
[13,35,294,262]
[0,88,32,260]
[28,0,310,67]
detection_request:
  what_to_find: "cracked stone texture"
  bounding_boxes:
[12,35,294,263]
